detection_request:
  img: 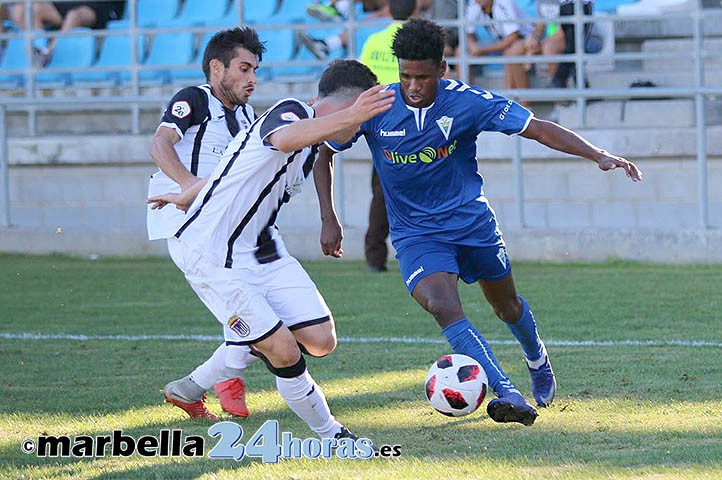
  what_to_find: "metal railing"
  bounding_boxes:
[0,0,720,229]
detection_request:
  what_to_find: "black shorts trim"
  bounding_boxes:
[288,315,331,331]
[225,319,283,346]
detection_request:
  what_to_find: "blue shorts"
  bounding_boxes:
[397,239,511,293]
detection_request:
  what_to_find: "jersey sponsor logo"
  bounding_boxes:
[436,116,453,140]
[498,100,514,121]
[380,128,406,137]
[228,315,251,337]
[280,112,301,122]
[171,101,191,119]
[383,139,457,165]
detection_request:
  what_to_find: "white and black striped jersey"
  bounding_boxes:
[173,98,319,269]
[147,84,255,240]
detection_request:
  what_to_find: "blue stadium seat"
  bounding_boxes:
[0,37,29,88]
[272,43,322,81]
[241,0,279,23]
[107,0,181,28]
[36,28,96,86]
[167,0,230,26]
[595,0,637,13]
[169,31,213,84]
[257,28,296,80]
[141,32,195,85]
[265,0,309,24]
[72,34,145,86]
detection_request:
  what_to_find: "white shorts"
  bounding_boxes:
[167,237,332,345]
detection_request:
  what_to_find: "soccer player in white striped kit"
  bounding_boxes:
[147,27,266,420]
[148,60,394,440]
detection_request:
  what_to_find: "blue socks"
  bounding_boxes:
[443,317,518,397]
[505,296,544,362]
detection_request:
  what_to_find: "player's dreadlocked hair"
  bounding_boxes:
[202,26,266,80]
[318,59,378,99]
[392,17,446,65]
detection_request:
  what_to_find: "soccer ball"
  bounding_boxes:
[424,354,488,417]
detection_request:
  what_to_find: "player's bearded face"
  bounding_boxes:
[218,48,258,106]
[398,59,445,108]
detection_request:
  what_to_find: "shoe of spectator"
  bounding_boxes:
[299,32,330,60]
[33,48,50,67]
[32,35,51,67]
[214,378,249,418]
[306,4,343,22]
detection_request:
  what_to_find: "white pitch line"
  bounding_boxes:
[1,332,721,348]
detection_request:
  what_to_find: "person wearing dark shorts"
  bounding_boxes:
[11,1,125,62]
[52,2,125,29]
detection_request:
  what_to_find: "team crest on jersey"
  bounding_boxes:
[281,112,301,122]
[436,116,454,140]
[171,101,191,119]
[496,247,509,269]
[228,315,251,337]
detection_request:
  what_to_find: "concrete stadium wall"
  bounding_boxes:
[2,128,721,263]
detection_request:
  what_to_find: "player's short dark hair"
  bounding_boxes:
[392,17,446,65]
[317,59,378,98]
[202,26,266,80]
[389,0,416,20]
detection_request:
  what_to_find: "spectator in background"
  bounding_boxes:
[300,0,389,60]
[306,0,356,20]
[356,0,418,272]
[418,0,459,57]
[11,1,125,63]
[548,0,595,88]
[461,0,535,94]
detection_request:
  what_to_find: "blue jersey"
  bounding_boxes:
[329,79,532,247]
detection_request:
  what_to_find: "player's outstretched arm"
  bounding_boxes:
[147,177,209,211]
[269,85,394,153]
[313,145,343,258]
[521,118,643,182]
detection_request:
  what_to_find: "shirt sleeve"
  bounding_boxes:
[157,87,208,138]
[473,90,533,136]
[259,99,311,147]
[324,131,363,153]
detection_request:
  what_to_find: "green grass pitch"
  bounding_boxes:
[1,253,721,479]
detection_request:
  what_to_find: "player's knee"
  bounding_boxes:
[299,332,337,357]
[267,354,306,378]
[424,296,464,323]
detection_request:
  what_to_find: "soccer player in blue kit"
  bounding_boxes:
[315,18,643,426]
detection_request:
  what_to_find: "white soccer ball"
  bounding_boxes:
[424,354,488,417]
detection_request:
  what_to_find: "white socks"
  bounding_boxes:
[276,369,342,438]
[189,343,258,390]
